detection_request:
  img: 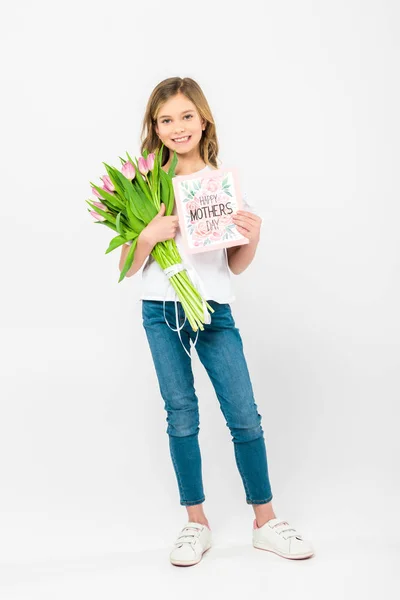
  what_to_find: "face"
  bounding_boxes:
[155,92,206,155]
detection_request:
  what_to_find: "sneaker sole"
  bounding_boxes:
[170,544,212,567]
[253,541,314,560]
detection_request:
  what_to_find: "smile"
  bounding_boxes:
[173,136,191,143]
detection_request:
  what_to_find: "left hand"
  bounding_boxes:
[232,210,262,243]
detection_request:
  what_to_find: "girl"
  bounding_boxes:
[119,77,314,567]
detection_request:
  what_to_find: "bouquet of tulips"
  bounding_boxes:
[86,144,214,332]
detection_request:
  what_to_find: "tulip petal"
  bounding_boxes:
[92,187,102,197]
[90,210,105,221]
[146,153,155,171]
[121,161,136,180]
[92,201,107,210]
[138,156,149,175]
[102,174,115,192]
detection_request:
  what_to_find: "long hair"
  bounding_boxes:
[140,77,220,169]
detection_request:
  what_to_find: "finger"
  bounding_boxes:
[232,215,252,228]
[235,223,251,233]
[235,224,250,237]
[235,211,259,222]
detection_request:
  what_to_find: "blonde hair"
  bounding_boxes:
[140,77,221,169]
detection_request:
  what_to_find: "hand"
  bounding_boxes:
[232,210,262,243]
[142,203,179,245]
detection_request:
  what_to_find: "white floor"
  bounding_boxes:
[0,534,397,600]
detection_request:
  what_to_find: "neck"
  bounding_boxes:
[163,150,207,176]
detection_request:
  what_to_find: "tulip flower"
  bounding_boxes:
[92,187,102,198]
[102,174,115,192]
[122,160,136,180]
[92,201,107,211]
[102,184,114,195]
[138,156,149,175]
[90,210,105,221]
[146,153,155,171]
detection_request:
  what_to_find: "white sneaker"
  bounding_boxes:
[252,517,315,560]
[169,521,212,566]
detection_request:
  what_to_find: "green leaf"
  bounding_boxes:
[152,149,159,203]
[134,169,153,203]
[105,234,136,254]
[126,196,146,233]
[115,212,123,235]
[168,150,178,177]
[157,144,164,202]
[156,143,164,170]
[93,220,118,232]
[117,169,156,224]
[131,179,158,222]
[118,237,138,282]
[159,168,174,215]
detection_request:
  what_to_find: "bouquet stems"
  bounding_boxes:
[152,240,214,331]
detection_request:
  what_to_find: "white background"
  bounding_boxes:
[1,0,399,598]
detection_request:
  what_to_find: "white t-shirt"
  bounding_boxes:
[139,164,258,303]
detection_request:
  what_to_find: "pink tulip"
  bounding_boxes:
[138,156,149,175]
[122,161,136,180]
[92,201,107,210]
[90,210,105,221]
[92,187,102,198]
[102,175,115,192]
[146,153,155,171]
[102,184,114,195]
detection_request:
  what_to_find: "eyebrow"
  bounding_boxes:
[158,110,195,119]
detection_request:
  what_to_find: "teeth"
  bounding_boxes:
[174,136,190,142]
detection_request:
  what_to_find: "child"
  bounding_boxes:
[119,77,314,566]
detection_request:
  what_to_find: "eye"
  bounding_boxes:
[161,114,193,124]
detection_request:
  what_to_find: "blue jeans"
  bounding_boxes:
[141,299,273,506]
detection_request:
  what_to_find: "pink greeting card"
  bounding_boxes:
[172,167,250,254]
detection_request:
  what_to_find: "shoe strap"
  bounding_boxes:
[175,522,205,545]
[268,518,303,539]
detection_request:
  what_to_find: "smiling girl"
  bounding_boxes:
[119,77,314,567]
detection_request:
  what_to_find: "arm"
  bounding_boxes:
[227,210,262,275]
[227,239,259,275]
[118,202,179,277]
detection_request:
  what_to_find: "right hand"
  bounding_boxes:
[142,203,179,245]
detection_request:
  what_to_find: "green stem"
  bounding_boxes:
[151,242,214,331]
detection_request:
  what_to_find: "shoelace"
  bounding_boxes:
[271,520,303,540]
[175,526,203,546]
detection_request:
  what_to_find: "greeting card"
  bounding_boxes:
[172,167,250,254]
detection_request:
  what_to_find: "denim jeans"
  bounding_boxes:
[141,299,273,506]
